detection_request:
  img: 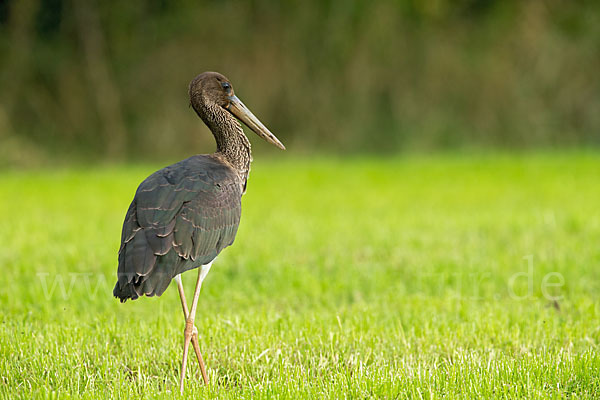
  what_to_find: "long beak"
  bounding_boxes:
[226,95,285,150]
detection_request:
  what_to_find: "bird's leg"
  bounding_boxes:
[177,263,212,393]
[175,274,209,386]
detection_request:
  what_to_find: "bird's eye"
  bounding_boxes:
[221,82,231,91]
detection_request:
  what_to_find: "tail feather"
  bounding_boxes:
[113,281,139,303]
[113,250,190,302]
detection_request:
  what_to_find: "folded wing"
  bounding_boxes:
[113,155,242,301]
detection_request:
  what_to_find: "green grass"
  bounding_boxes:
[1,152,599,399]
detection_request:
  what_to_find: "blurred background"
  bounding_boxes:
[0,0,599,166]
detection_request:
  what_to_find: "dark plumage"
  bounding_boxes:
[113,154,242,301]
[113,71,284,303]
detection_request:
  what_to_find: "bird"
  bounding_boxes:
[112,71,285,393]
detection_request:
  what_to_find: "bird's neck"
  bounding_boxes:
[214,122,252,184]
[200,104,252,185]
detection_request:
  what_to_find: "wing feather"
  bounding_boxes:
[113,155,242,302]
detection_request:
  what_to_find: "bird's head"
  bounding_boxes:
[189,72,285,150]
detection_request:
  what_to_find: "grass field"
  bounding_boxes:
[1,152,599,398]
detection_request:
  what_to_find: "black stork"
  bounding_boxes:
[112,72,285,393]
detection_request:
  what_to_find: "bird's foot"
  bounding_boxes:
[180,318,209,392]
[179,320,193,394]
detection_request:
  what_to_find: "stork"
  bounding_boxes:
[112,72,285,393]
